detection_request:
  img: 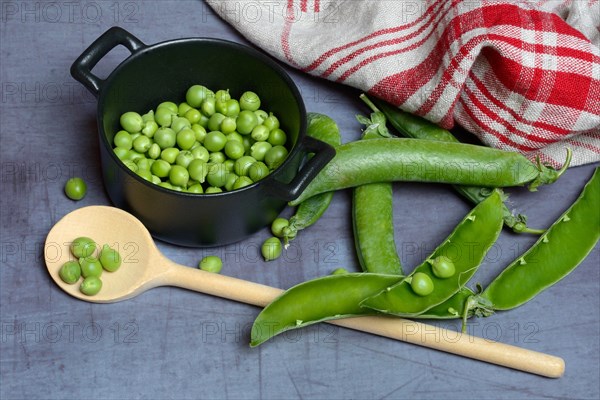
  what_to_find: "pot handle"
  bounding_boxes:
[70,27,146,97]
[267,136,336,202]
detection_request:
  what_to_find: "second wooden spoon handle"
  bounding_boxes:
[160,263,564,378]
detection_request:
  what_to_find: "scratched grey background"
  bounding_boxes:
[1,1,599,399]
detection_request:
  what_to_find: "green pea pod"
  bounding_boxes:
[363,94,570,234]
[283,113,341,244]
[361,190,504,316]
[250,273,403,347]
[352,113,403,275]
[478,167,600,310]
[290,139,563,206]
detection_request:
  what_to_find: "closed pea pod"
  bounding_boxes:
[290,139,563,206]
[361,191,503,316]
[352,112,403,275]
[478,167,600,310]
[250,273,403,347]
[362,95,570,234]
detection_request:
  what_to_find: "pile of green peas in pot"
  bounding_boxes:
[112,84,290,194]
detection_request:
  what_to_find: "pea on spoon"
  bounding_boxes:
[44,206,564,378]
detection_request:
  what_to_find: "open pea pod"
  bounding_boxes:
[478,167,600,310]
[250,273,403,347]
[361,191,504,316]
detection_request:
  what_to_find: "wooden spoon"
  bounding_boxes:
[44,206,565,378]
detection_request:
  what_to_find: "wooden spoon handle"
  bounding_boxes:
[330,317,564,378]
[159,261,564,378]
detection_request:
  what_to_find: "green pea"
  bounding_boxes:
[220,117,237,134]
[147,143,161,159]
[191,145,209,163]
[171,116,192,133]
[261,237,282,261]
[160,147,180,164]
[224,173,239,191]
[123,160,138,172]
[80,276,102,296]
[234,156,256,176]
[191,124,207,143]
[185,108,202,124]
[215,89,231,103]
[113,130,133,149]
[157,101,178,114]
[206,163,228,188]
[154,127,176,149]
[178,102,192,117]
[262,113,280,131]
[199,255,223,273]
[99,244,122,272]
[133,135,152,153]
[142,121,158,137]
[120,111,143,133]
[251,125,270,142]
[80,257,103,278]
[64,177,87,201]
[410,272,434,296]
[223,99,240,117]
[70,237,96,258]
[264,145,288,170]
[187,183,204,194]
[209,151,226,164]
[205,186,223,194]
[236,110,258,135]
[430,256,455,278]
[250,141,272,161]
[204,131,227,152]
[141,109,155,123]
[224,140,245,160]
[207,113,226,132]
[254,110,268,125]
[177,128,196,150]
[271,218,289,238]
[155,107,176,127]
[248,161,269,182]
[136,168,152,181]
[240,91,261,111]
[175,150,195,168]
[225,131,242,143]
[188,159,208,183]
[151,159,171,178]
[201,97,216,117]
[59,260,81,284]
[113,147,129,160]
[268,128,287,146]
[233,176,253,190]
[186,85,213,108]
[169,165,190,187]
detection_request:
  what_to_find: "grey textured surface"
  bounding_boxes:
[1,1,599,399]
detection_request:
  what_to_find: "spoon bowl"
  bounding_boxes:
[44,205,281,304]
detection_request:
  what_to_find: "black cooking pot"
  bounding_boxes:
[71,27,334,247]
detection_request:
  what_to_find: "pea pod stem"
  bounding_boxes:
[360,94,572,234]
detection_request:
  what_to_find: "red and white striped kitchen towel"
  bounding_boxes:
[205,0,600,167]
